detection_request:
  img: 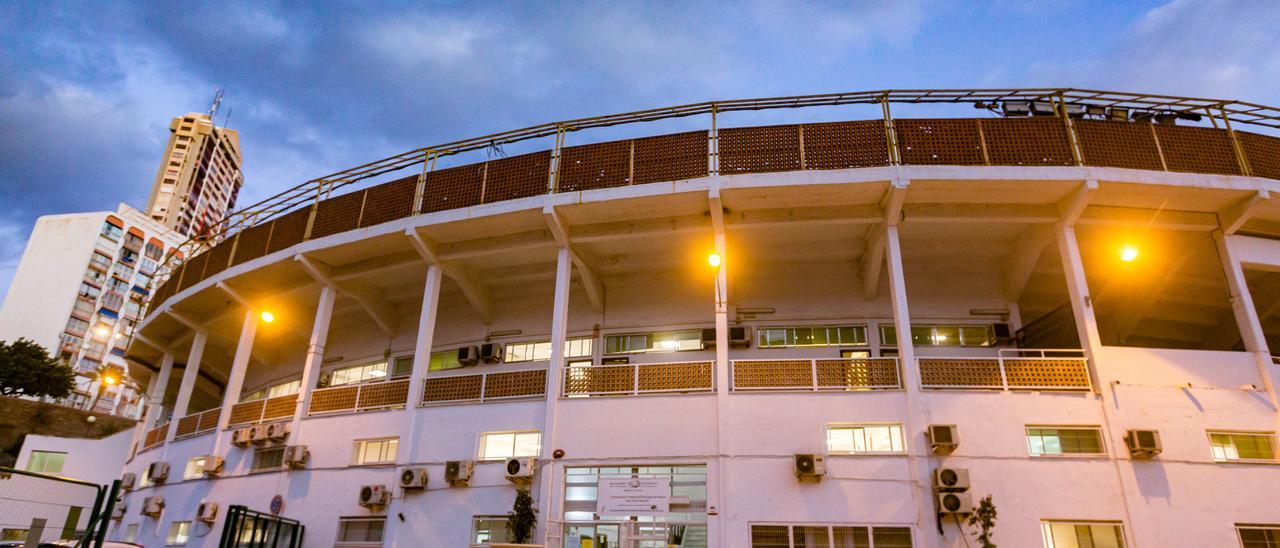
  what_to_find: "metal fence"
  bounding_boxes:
[218,505,304,548]
[0,467,118,547]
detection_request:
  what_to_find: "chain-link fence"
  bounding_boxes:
[0,467,117,547]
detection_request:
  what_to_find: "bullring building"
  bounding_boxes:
[117,89,1280,548]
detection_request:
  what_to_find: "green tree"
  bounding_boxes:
[506,487,538,544]
[967,495,998,548]
[0,338,76,399]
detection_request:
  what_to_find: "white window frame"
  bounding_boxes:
[826,423,906,455]
[1025,426,1107,458]
[252,446,286,471]
[504,337,594,363]
[472,515,513,545]
[26,450,67,474]
[166,520,191,546]
[182,456,209,480]
[477,430,542,461]
[1039,520,1127,548]
[1207,430,1278,463]
[335,516,386,547]
[604,330,703,355]
[329,360,389,387]
[757,325,868,348]
[351,437,399,466]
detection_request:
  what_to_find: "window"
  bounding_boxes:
[758,325,867,348]
[1,529,29,541]
[391,356,413,378]
[183,456,210,480]
[480,431,541,460]
[1027,427,1106,456]
[352,438,398,465]
[253,447,285,471]
[827,424,906,454]
[1209,431,1277,463]
[166,521,191,546]
[124,524,139,542]
[472,516,512,545]
[241,379,301,402]
[880,324,994,347]
[504,337,594,363]
[26,451,66,474]
[329,361,388,386]
[1238,525,1280,548]
[750,524,914,547]
[144,242,164,261]
[336,517,385,546]
[1041,521,1125,548]
[604,330,702,354]
[100,222,123,242]
[89,252,112,270]
[429,350,463,371]
[78,283,101,300]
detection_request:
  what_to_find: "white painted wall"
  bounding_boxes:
[0,211,105,351]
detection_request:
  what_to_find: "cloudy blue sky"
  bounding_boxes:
[1,0,1278,300]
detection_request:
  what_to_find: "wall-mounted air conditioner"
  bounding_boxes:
[197,501,218,523]
[505,458,536,483]
[358,484,389,509]
[141,496,164,517]
[933,468,970,492]
[927,424,959,455]
[400,467,429,490]
[794,454,825,479]
[445,460,474,487]
[147,461,169,483]
[1125,429,1162,459]
[457,346,480,366]
[267,422,290,441]
[937,492,973,515]
[120,472,136,491]
[479,342,503,363]
[250,424,270,444]
[729,327,750,348]
[198,455,224,477]
[231,427,253,447]
[284,445,309,469]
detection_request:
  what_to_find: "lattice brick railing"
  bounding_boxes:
[918,356,1090,391]
[421,369,547,405]
[174,408,221,440]
[562,361,714,397]
[227,394,298,427]
[142,423,168,450]
[309,379,410,415]
[731,358,901,392]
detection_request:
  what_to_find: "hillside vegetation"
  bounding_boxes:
[0,396,134,468]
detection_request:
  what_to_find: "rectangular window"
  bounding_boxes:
[472,516,512,545]
[352,438,398,465]
[429,350,463,371]
[604,330,702,355]
[329,361,388,386]
[504,337,595,363]
[253,447,285,471]
[26,450,66,474]
[1041,521,1125,548]
[336,517,385,546]
[749,524,914,547]
[391,356,413,378]
[1209,431,1277,463]
[1027,427,1106,456]
[100,222,123,242]
[757,325,867,348]
[1238,525,1280,547]
[124,524,139,542]
[166,521,191,546]
[827,424,906,454]
[1,529,29,541]
[480,431,542,461]
[880,324,994,347]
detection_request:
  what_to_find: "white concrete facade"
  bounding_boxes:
[117,164,1280,548]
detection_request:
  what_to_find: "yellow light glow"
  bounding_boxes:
[260,311,275,323]
[1120,246,1139,262]
[94,326,110,337]
[102,375,118,385]
[707,253,722,268]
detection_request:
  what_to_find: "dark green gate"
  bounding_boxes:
[0,466,120,547]
[218,505,304,548]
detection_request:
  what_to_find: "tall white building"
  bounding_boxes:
[0,204,186,415]
[143,112,244,239]
[116,89,1280,548]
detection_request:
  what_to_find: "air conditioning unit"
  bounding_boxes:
[445,460,474,487]
[700,328,716,347]
[120,472,136,491]
[479,342,503,363]
[267,422,290,441]
[1125,429,1163,459]
[110,503,126,520]
[457,346,480,366]
[141,496,164,517]
[794,454,825,479]
[927,424,959,455]
[933,468,970,492]
[284,445,310,469]
[400,467,429,490]
[196,501,218,523]
[358,484,390,509]
[198,455,224,477]
[231,427,253,447]
[250,424,270,444]
[729,327,750,348]
[147,461,169,483]
[505,457,536,483]
[992,323,1013,342]
[937,492,973,515]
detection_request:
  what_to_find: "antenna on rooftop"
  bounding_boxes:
[222,107,233,130]
[208,87,225,120]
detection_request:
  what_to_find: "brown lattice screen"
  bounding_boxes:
[636,362,714,392]
[919,358,1003,388]
[310,191,366,239]
[175,414,200,438]
[422,374,484,403]
[563,365,635,395]
[229,222,273,267]
[1154,125,1242,175]
[357,379,410,409]
[309,385,359,414]
[421,163,485,213]
[196,408,220,432]
[483,369,547,399]
[1074,119,1164,170]
[265,207,311,254]
[483,151,551,204]
[227,399,266,426]
[802,120,891,170]
[1237,131,1280,179]
[262,394,298,420]
[732,360,813,389]
[176,252,210,292]
[719,125,802,174]
[815,358,900,389]
[1003,359,1090,389]
[897,119,985,165]
[201,238,236,280]
[980,118,1075,166]
[359,175,417,228]
[633,131,709,184]
[557,140,633,192]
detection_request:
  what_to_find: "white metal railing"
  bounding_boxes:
[919,349,1090,391]
[730,358,902,392]
[562,361,714,397]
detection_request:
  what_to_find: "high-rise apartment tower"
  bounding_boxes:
[143,113,243,238]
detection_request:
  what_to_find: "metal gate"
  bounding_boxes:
[0,467,119,547]
[218,505,304,548]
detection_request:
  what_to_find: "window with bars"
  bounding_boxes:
[352,438,398,465]
[1238,525,1280,548]
[479,431,541,461]
[1040,521,1125,548]
[750,524,914,547]
[827,424,906,454]
[1209,431,1277,463]
[1027,427,1106,456]
[758,325,867,348]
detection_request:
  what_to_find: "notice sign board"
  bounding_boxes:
[596,477,671,515]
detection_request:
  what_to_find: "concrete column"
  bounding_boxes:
[538,247,572,546]
[884,224,937,548]
[290,286,337,435]
[149,353,174,420]
[212,309,258,455]
[1214,231,1280,409]
[1055,224,1105,387]
[165,329,207,443]
[710,216,730,548]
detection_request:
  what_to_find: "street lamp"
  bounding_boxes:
[260,310,276,323]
